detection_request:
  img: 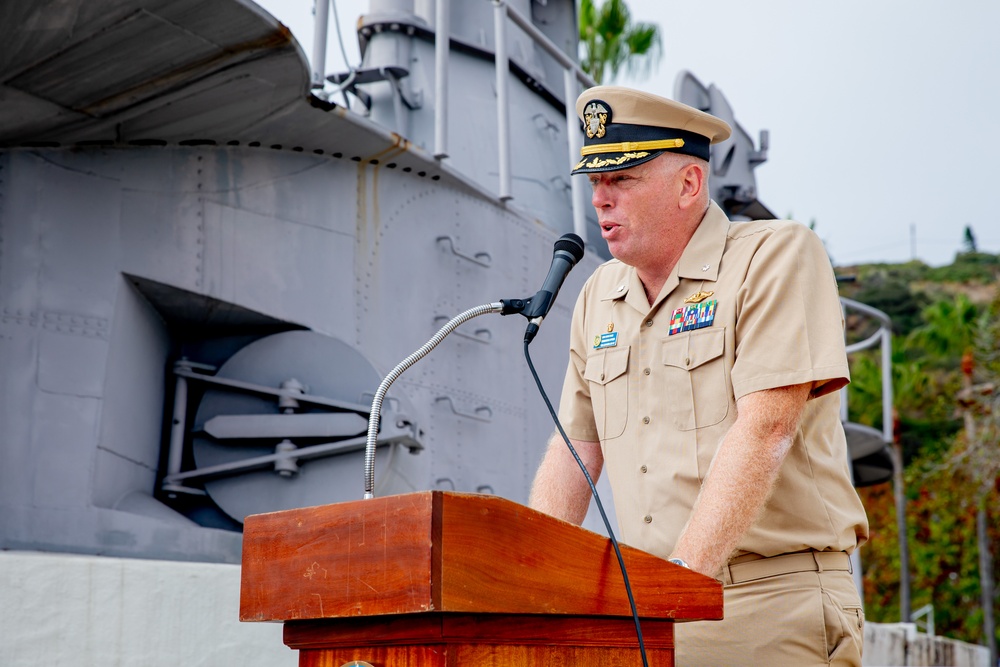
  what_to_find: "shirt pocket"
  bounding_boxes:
[660,328,729,430]
[583,345,630,440]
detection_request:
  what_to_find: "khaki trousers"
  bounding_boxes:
[674,553,864,666]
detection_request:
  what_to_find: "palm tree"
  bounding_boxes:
[579,0,662,85]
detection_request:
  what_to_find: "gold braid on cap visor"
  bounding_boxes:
[579,138,685,157]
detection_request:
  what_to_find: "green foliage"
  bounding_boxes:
[579,0,662,84]
[926,252,1000,284]
[848,257,999,649]
[844,269,931,337]
[963,225,977,253]
[860,442,999,647]
[906,294,979,367]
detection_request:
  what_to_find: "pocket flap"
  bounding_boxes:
[662,328,725,370]
[584,346,630,385]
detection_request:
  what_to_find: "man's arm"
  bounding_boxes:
[528,434,603,525]
[670,382,811,576]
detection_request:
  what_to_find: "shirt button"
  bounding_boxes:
[640,465,648,473]
[643,515,652,523]
[642,416,650,424]
[643,367,650,375]
[600,372,605,381]
[645,319,654,327]
[684,357,691,366]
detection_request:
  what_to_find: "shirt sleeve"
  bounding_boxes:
[731,223,850,401]
[557,278,600,441]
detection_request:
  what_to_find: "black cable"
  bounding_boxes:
[523,338,649,667]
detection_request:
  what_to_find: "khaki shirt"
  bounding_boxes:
[559,202,869,558]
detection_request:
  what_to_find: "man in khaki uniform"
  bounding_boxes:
[529,86,869,666]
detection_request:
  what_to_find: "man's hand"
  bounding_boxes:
[670,382,812,577]
[528,434,603,525]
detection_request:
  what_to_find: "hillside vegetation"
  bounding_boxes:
[836,251,999,649]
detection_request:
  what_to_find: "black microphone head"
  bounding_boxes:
[554,233,585,264]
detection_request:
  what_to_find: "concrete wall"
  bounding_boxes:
[4,550,993,667]
[865,622,991,667]
[0,551,296,667]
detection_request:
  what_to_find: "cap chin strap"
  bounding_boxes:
[580,138,685,157]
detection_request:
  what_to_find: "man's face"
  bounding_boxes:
[587,156,690,273]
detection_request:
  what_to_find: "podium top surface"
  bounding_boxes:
[240,491,722,622]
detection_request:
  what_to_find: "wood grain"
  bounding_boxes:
[241,491,722,623]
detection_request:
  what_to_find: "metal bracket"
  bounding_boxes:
[328,66,422,111]
[162,415,422,488]
[436,235,492,267]
[435,395,493,422]
[173,366,370,414]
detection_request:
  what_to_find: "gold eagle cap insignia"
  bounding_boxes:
[683,290,715,304]
[583,101,609,139]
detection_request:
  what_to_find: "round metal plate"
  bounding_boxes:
[192,330,425,523]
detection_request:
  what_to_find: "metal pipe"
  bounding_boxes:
[493,0,597,214]
[881,328,894,444]
[433,0,450,159]
[502,1,595,88]
[564,68,587,242]
[167,366,189,476]
[311,0,330,88]
[388,70,407,137]
[840,296,892,327]
[493,0,512,201]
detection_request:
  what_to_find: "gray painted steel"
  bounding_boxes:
[0,0,783,562]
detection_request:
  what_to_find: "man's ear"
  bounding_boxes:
[677,161,706,209]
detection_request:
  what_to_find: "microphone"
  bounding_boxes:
[522,233,585,343]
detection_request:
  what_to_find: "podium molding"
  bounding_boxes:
[241,491,722,665]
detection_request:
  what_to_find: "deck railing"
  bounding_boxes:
[311,0,595,242]
[489,0,595,241]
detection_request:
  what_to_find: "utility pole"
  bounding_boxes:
[958,351,997,665]
[892,411,911,623]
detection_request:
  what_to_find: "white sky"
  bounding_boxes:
[256,0,1000,267]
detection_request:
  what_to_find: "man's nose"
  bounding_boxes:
[591,181,613,208]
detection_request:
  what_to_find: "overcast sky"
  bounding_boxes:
[256,0,1000,267]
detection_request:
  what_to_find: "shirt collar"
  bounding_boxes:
[675,200,729,282]
[600,201,730,307]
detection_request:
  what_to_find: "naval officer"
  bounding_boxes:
[529,86,869,666]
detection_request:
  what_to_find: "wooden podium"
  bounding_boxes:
[241,491,722,666]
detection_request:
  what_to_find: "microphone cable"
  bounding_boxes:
[522,338,649,667]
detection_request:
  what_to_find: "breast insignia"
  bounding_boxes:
[593,331,619,349]
[683,290,715,304]
[669,300,718,335]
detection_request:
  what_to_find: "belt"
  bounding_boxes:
[721,551,852,585]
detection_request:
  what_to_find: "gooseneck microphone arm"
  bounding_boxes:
[363,302,504,499]
[362,233,586,499]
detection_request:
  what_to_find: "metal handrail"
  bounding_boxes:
[841,297,893,444]
[314,0,595,240]
[434,0,450,158]
[841,296,910,621]
[490,0,595,238]
[493,0,512,201]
